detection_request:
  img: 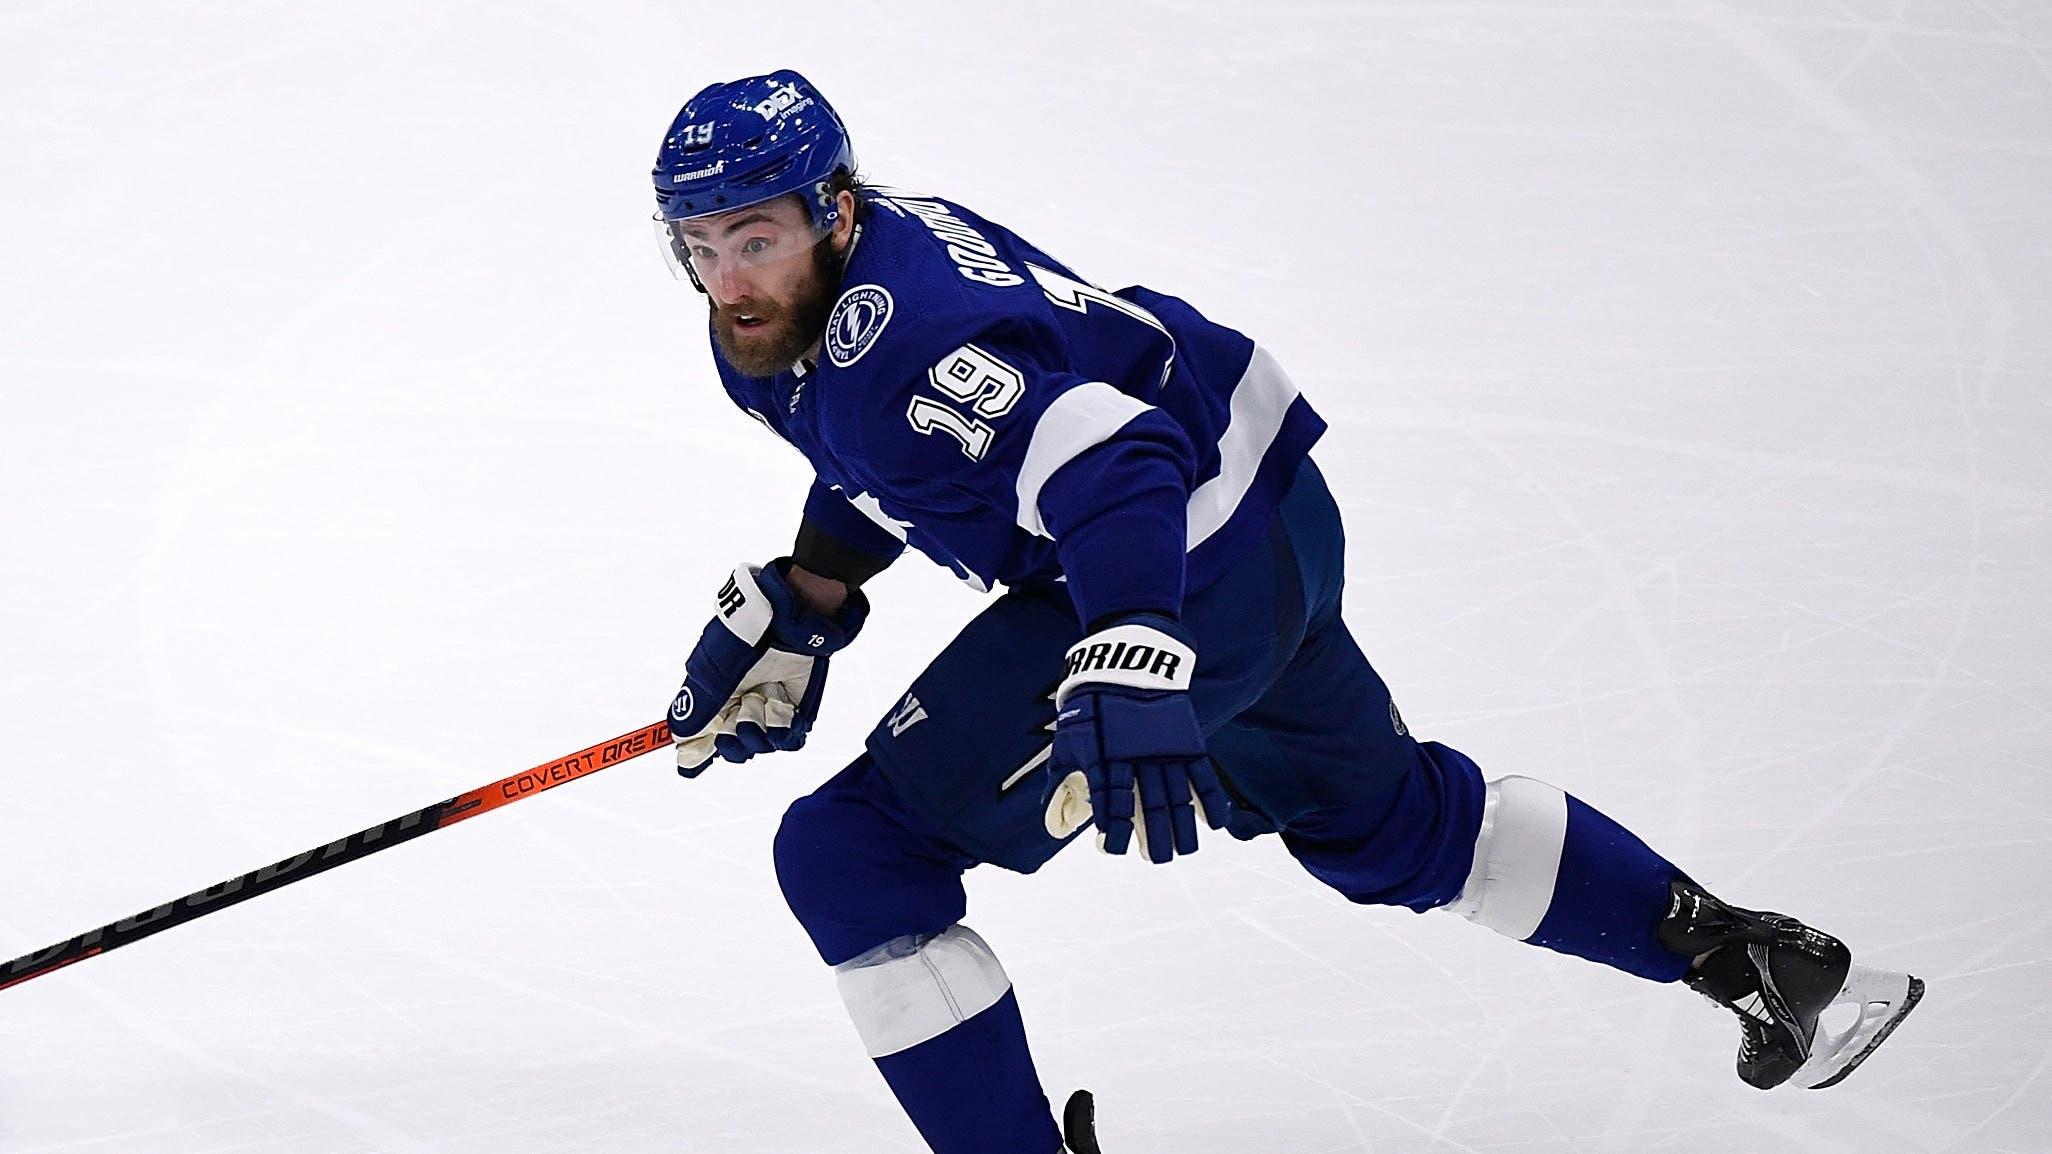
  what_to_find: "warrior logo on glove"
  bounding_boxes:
[668,560,868,778]
[1041,615,1231,864]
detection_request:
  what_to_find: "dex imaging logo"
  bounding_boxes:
[752,82,813,122]
[825,284,894,367]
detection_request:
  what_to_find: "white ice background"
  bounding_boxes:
[2,1,2048,1151]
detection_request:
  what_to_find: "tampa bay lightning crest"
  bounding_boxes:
[825,284,893,367]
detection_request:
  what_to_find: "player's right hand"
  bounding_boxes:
[667,559,868,777]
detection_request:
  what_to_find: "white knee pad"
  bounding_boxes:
[1445,776,1568,941]
[833,925,1012,1058]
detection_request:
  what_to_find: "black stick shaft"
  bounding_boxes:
[2,720,670,993]
[3,799,456,991]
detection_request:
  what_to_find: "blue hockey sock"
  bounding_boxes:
[1449,777,1691,982]
[836,927,1062,1154]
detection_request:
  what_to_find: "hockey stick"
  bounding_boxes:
[1,720,672,994]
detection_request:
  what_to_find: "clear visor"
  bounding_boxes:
[653,209,832,286]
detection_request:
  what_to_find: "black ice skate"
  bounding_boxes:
[1061,1089,1102,1154]
[1659,878,1923,1090]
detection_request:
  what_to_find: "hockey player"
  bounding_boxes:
[653,71,1921,1153]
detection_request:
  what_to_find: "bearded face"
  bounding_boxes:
[674,194,847,378]
[706,234,842,377]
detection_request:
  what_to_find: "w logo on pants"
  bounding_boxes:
[888,693,929,736]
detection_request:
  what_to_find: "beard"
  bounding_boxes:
[708,238,843,378]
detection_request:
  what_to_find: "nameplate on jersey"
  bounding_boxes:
[826,284,894,368]
[877,195,1025,288]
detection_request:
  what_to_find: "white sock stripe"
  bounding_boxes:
[1446,776,1568,941]
[833,926,1012,1058]
[1445,782,1504,923]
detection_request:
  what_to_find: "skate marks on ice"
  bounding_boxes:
[3,0,2050,1151]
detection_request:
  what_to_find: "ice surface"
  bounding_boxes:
[2,1,2047,1151]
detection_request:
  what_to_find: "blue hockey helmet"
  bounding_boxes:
[652,70,856,228]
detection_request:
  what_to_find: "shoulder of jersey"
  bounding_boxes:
[820,189,1045,377]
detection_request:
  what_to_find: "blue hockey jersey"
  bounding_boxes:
[712,187,1325,627]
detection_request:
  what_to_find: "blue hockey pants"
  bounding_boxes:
[771,460,1689,1154]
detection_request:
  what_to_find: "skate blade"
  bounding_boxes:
[1792,965,1924,1090]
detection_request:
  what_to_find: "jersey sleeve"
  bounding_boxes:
[843,313,1197,626]
[795,477,907,586]
[1037,429,1192,627]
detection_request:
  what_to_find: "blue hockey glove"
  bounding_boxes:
[667,559,867,777]
[1040,614,1231,864]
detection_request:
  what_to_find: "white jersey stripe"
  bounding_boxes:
[1187,345,1301,549]
[1014,346,1302,549]
[845,489,911,542]
[1013,381,1154,537]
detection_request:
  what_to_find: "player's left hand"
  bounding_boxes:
[1041,614,1231,864]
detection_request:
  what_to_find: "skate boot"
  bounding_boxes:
[1659,878,1923,1090]
[1061,1090,1101,1154]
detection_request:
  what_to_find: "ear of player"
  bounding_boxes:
[1042,614,1232,864]
[669,559,869,776]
